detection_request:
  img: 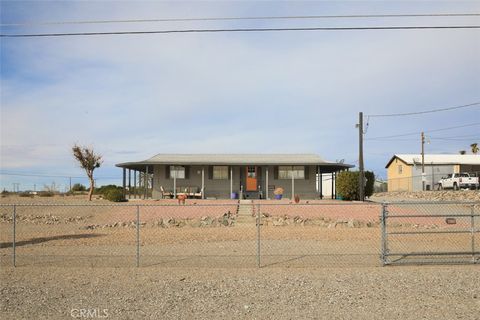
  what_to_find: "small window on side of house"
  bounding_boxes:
[170,166,185,179]
[398,165,403,174]
[213,166,229,180]
[278,166,305,179]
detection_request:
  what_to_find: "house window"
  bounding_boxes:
[398,165,403,174]
[169,166,185,179]
[213,166,229,180]
[278,166,305,179]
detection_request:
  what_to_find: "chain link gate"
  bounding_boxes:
[381,202,479,265]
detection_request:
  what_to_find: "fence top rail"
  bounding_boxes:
[0,203,240,207]
[0,202,379,207]
[0,201,477,207]
[383,201,480,205]
[387,213,480,218]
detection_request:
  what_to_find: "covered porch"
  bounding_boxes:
[116,154,353,200]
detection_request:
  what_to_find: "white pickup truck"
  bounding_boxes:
[438,173,479,190]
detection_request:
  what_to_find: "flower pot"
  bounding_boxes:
[274,194,283,200]
[230,192,238,199]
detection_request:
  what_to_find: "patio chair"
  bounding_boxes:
[160,186,173,199]
[194,187,203,199]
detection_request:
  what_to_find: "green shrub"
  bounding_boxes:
[95,184,122,196]
[71,183,87,192]
[336,171,359,201]
[336,171,375,201]
[38,191,54,197]
[104,189,125,202]
[364,171,375,198]
[19,192,34,198]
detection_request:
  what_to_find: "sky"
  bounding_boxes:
[1,1,479,191]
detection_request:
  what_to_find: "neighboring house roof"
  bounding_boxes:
[116,153,353,170]
[385,154,480,168]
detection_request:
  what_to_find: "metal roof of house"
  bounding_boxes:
[116,153,353,170]
[386,154,480,168]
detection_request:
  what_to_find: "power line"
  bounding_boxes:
[365,122,480,140]
[430,137,480,141]
[2,25,480,38]
[0,172,119,179]
[366,101,480,117]
[2,13,479,26]
[430,134,480,138]
[367,137,480,142]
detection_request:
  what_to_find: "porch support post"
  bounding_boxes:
[291,172,295,200]
[331,172,334,199]
[122,168,126,199]
[145,166,149,199]
[230,166,233,198]
[173,167,177,199]
[266,167,269,200]
[334,172,337,199]
[150,171,154,199]
[201,167,205,199]
[128,169,131,200]
[133,170,137,199]
[319,166,323,199]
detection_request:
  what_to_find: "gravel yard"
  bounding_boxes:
[370,190,480,203]
[1,266,479,319]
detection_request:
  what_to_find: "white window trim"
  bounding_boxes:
[213,166,229,180]
[170,166,185,179]
[278,166,305,180]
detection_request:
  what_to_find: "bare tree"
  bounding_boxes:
[72,144,103,201]
[471,143,479,154]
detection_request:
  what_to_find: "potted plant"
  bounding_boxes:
[294,194,300,204]
[273,187,284,200]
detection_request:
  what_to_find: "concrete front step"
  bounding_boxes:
[236,200,256,224]
[236,217,257,224]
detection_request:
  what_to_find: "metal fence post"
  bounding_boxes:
[13,204,16,267]
[471,204,476,264]
[380,203,388,266]
[256,203,261,268]
[136,205,140,267]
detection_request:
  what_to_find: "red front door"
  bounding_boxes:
[246,166,257,191]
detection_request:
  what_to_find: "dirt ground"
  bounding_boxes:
[1,266,479,319]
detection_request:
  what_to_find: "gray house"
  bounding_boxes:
[116,154,353,200]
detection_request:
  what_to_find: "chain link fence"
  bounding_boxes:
[0,201,478,268]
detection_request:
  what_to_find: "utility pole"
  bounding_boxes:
[358,112,365,201]
[69,177,72,192]
[421,131,425,191]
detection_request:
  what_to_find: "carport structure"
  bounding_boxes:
[116,154,353,200]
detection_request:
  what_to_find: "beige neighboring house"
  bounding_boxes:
[385,154,480,192]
